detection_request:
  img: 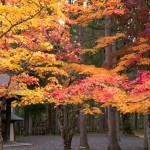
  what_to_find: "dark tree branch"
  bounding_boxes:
[0,7,44,39]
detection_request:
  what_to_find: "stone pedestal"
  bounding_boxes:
[10,123,14,142]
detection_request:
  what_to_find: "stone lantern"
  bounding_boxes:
[2,113,23,142]
[0,75,23,142]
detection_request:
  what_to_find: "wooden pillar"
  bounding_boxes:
[23,110,32,135]
[4,100,11,142]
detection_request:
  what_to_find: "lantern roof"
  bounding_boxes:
[2,113,23,121]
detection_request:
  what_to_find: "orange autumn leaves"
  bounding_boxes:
[62,0,125,26]
[0,0,149,115]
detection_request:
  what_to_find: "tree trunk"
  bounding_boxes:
[0,101,3,150]
[122,113,134,135]
[116,111,120,141]
[144,114,150,150]
[55,108,60,135]
[144,115,148,150]
[58,105,79,150]
[28,111,32,135]
[63,135,73,150]
[47,104,52,134]
[107,107,121,150]
[104,15,112,64]
[104,107,108,130]
[51,106,56,134]
[23,109,29,136]
[98,114,105,133]
[78,24,89,149]
[105,15,121,150]
[23,109,32,135]
[79,111,89,150]
[133,113,138,130]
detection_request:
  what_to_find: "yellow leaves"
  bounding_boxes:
[33,67,68,78]
[13,87,47,106]
[92,107,102,114]
[48,77,59,83]
[0,48,32,73]
[0,1,41,32]
[95,33,125,50]
[63,63,114,76]
[38,0,65,18]
[65,0,124,26]
[139,37,148,43]
[118,101,150,114]
[0,0,68,39]
[66,96,83,105]
[48,97,60,105]
[3,0,148,116]
[106,91,150,114]
[0,58,22,72]
[63,0,105,26]
[82,107,95,115]
[112,65,125,73]
[81,48,97,54]
[120,53,137,61]
[29,52,56,65]
[113,42,150,74]
[82,104,102,115]
[0,0,74,108]
[131,43,149,53]
[42,42,53,50]
[0,87,6,97]
[139,58,150,65]
[44,83,62,92]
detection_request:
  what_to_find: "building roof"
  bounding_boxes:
[2,113,23,121]
[0,75,10,84]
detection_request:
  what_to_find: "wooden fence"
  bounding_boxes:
[15,113,144,136]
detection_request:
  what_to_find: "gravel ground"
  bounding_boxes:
[3,134,144,150]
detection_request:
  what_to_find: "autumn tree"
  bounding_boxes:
[0,0,76,146]
[112,23,150,149]
[0,1,94,150]
[55,0,149,149]
[1,1,149,150]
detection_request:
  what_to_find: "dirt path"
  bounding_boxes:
[3,134,144,150]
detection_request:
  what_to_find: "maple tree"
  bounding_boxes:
[0,0,81,146]
[111,0,150,113]
[0,0,149,150]
[0,1,97,149]
[112,42,150,113]
[0,0,148,111]
[47,1,150,148]
[0,0,83,104]
[7,1,128,150]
